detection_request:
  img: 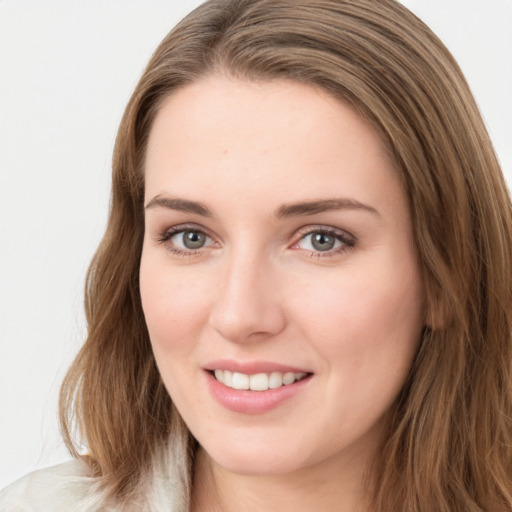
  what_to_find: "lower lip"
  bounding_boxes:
[206,371,312,414]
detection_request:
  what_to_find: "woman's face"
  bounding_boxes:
[140,77,425,477]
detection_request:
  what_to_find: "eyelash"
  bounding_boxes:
[156,224,356,258]
[156,224,213,257]
[293,226,356,258]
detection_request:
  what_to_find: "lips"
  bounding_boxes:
[204,360,313,414]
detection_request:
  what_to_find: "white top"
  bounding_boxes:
[0,459,183,511]
[0,460,109,511]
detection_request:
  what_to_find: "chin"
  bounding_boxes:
[200,439,305,477]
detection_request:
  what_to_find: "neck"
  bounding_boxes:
[190,445,375,512]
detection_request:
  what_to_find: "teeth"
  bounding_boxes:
[232,372,249,390]
[249,373,268,391]
[282,372,296,385]
[269,371,283,389]
[213,370,308,391]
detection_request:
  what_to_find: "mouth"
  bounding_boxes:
[205,363,313,413]
[211,369,310,391]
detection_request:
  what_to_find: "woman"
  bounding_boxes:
[1,0,511,510]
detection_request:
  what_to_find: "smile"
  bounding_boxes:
[213,369,308,391]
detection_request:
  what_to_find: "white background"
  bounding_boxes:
[0,0,511,489]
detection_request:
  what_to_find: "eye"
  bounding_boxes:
[299,232,340,252]
[157,226,215,254]
[294,227,355,255]
[173,230,210,250]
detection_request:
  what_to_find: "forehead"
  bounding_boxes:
[144,76,404,219]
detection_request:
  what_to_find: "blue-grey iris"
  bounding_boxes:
[311,233,335,251]
[183,231,206,249]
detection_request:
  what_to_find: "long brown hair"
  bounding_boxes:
[59,0,512,510]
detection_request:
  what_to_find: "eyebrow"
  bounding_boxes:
[145,195,379,219]
[145,196,212,217]
[275,198,379,218]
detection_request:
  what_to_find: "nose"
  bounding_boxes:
[208,250,286,344]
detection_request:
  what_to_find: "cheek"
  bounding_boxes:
[289,254,424,364]
[139,255,213,358]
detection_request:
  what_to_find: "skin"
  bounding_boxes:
[140,76,426,512]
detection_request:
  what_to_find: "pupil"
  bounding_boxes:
[311,233,334,251]
[183,231,206,249]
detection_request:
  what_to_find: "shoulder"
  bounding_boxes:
[0,459,108,512]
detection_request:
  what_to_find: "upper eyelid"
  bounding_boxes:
[160,223,215,238]
[294,224,356,241]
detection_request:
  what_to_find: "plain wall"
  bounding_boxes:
[1,0,511,489]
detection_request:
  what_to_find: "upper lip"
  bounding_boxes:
[204,359,312,375]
